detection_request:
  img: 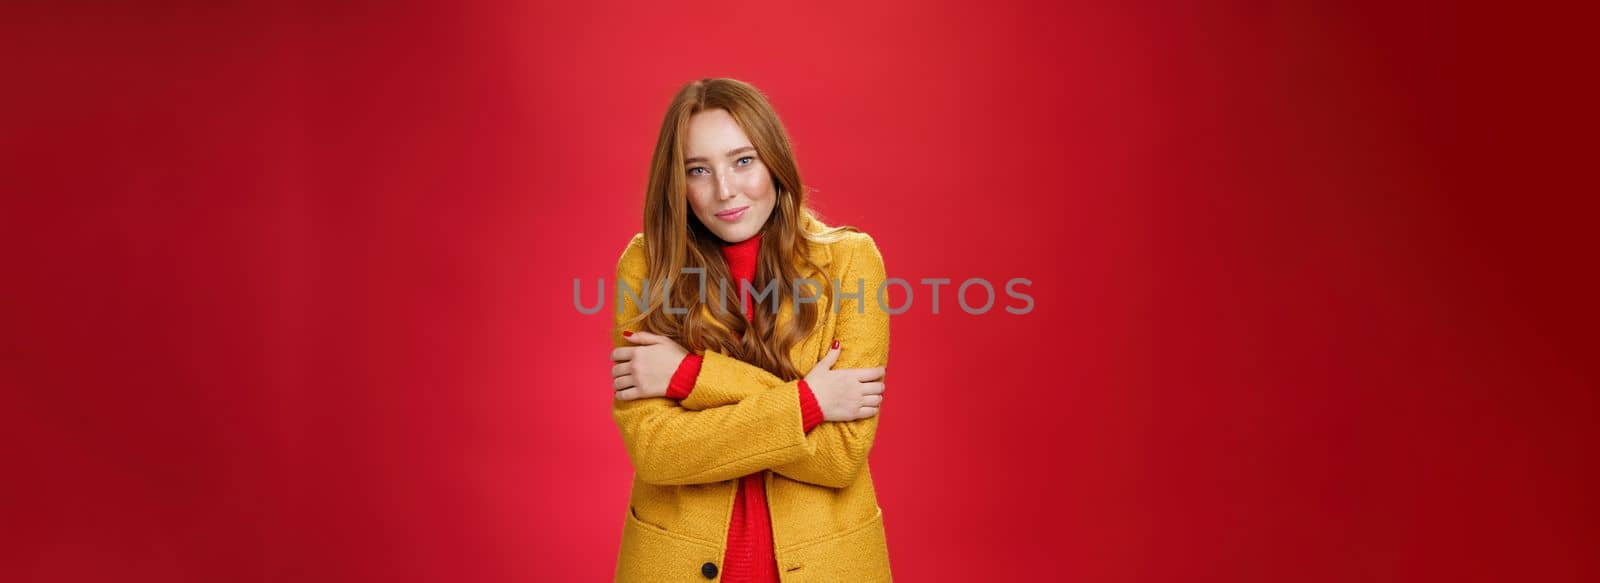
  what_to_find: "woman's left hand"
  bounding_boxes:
[610,331,689,401]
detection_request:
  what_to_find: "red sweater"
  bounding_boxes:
[663,233,825,582]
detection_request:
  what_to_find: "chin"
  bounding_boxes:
[715,224,758,243]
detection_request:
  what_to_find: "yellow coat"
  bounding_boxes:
[610,222,893,582]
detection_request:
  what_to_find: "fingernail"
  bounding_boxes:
[831,339,839,349]
[623,330,634,337]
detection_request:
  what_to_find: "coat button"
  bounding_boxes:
[700,561,718,579]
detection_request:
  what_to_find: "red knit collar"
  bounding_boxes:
[720,232,761,283]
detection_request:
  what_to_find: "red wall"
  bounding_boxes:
[3,1,1596,581]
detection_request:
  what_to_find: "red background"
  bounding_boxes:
[4,1,1596,581]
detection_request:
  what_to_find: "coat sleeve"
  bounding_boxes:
[610,235,817,486]
[676,351,825,432]
[771,234,891,488]
[676,349,787,410]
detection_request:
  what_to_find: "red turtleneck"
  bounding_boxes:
[663,232,825,583]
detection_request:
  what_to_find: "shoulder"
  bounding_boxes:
[620,232,646,254]
[841,230,878,251]
[615,233,648,276]
[834,230,879,260]
[801,212,881,264]
[841,228,882,259]
[817,230,884,278]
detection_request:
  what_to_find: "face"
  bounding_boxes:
[682,108,777,244]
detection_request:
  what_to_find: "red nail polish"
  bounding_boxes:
[623,331,633,337]
[831,339,839,349]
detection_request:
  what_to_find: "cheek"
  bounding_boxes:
[684,185,713,215]
[740,170,775,200]
[746,173,778,219]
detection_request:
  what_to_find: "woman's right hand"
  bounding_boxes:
[803,340,886,422]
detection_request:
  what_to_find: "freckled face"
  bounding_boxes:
[682,108,776,244]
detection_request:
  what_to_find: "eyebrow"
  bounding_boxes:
[685,146,756,165]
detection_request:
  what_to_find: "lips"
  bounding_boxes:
[714,206,749,222]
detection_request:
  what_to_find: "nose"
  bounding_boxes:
[714,173,736,201]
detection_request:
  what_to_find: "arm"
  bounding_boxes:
[666,327,825,432]
[772,234,891,488]
[672,350,787,409]
[657,233,891,487]
[610,235,818,486]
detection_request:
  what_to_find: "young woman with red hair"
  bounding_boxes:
[608,78,893,582]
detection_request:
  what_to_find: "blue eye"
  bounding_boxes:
[687,167,708,176]
[737,156,754,166]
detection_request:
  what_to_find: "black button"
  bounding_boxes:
[701,561,718,579]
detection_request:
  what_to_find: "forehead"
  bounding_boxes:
[684,109,752,154]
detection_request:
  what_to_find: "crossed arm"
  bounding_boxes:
[609,234,890,488]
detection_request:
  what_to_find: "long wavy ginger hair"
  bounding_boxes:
[629,78,852,381]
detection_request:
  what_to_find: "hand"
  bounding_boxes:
[803,340,886,422]
[610,330,689,401]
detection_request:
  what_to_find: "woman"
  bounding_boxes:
[608,78,893,582]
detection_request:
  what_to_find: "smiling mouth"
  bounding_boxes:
[714,206,749,221]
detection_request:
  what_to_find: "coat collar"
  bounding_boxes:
[798,212,833,271]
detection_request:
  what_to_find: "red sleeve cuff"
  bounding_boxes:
[797,379,824,433]
[665,354,703,400]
